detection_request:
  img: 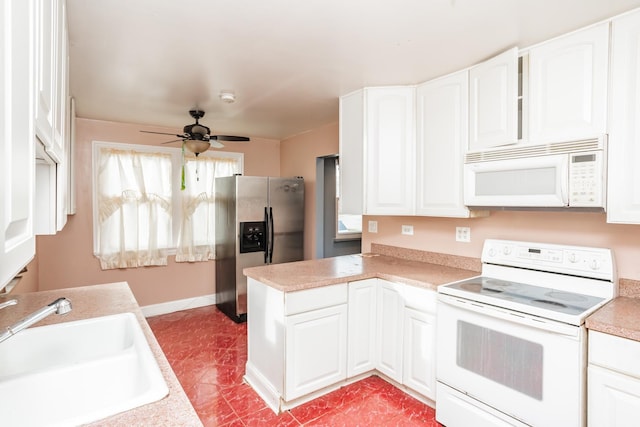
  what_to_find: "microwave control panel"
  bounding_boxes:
[568,151,603,207]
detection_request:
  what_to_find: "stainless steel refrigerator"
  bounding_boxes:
[215,175,304,322]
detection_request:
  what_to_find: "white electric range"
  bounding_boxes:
[436,239,616,427]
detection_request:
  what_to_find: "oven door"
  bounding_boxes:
[436,294,586,427]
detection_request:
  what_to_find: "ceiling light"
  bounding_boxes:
[220,91,236,103]
[184,140,210,156]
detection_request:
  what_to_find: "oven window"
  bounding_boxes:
[457,320,543,400]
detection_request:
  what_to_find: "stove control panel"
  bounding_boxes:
[482,239,615,281]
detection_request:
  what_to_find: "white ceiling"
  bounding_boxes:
[67,0,640,140]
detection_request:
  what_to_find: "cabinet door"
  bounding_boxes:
[34,0,56,152]
[607,10,640,224]
[588,365,640,427]
[528,23,609,144]
[416,70,471,217]
[347,279,377,377]
[0,0,36,289]
[285,304,347,400]
[339,90,364,215]
[365,87,415,215]
[376,280,404,382]
[403,308,436,400]
[54,0,69,230]
[469,47,518,151]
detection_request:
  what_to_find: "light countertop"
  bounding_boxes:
[0,282,202,427]
[243,245,640,346]
[586,296,640,342]
[243,252,480,293]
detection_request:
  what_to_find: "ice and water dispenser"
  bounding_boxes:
[239,221,266,253]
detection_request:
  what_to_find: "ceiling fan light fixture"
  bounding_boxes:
[220,91,236,103]
[184,140,210,155]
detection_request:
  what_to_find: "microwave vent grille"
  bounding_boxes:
[465,138,605,163]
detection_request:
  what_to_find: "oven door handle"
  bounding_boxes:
[438,294,581,337]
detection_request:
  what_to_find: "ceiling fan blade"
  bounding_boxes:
[210,135,250,142]
[140,130,181,137]
[209,140,225,149]
[161,139,185,144]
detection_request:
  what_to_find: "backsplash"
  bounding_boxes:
[370,243,481,272]
[619,279,640,298]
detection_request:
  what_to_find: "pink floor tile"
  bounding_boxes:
[149,306,442,427]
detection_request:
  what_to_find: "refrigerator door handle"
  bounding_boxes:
[264,207,269,263]
[268,207,274,263]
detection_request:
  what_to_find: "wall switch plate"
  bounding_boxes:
[456,226,471,242]
[401,225,414,235]
[368,220,378,233]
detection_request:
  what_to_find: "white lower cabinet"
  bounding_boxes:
[376,279,405,382]
[403,307,436,399]
[285,304,348,400]
[588,331,640,427]
[245,279,348,412]
[246,277,438,413]
[347,278,378,377]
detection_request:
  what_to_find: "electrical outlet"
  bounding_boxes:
[368,220,378,233]
[401,225,414,235]
[456,226,471,242]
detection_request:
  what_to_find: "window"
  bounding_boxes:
[92,141,242,269]
[335,157,362,239]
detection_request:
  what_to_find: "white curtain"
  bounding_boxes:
[96,148,172,270]
[175,156,239,262]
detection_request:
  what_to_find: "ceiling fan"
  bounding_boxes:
[140,109,250,156]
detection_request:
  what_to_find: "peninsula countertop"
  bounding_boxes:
[0,282,202,427]
[243,252,480,292]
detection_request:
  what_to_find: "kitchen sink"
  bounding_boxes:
[0,312,169,426]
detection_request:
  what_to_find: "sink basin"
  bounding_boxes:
[0,312,169,426]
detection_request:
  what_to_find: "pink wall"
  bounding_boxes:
[362,211,640,281]
[280,122,340,259]
[35,118,281,306]
[30,116,640,305]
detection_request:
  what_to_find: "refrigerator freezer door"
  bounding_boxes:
[215,176,268,322]
[268,177,304,264]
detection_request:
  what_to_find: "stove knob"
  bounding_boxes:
[488,247,497,257]
[589,259,601,270]
[568,252,578,263]
[502,246,512,255]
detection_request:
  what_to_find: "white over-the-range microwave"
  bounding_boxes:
[464,136,607,210]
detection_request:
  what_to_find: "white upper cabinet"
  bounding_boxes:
[34,0,55,152]
[469,47,519,151]
[607,9,640,224]
[339,90,364,215]
[528,22,609,144]
[1,0,36,289]
[33,0,70,235]
[365,87,416,215]
[34,0,68,165]
[55,0,69,231]
[416,70,473,217]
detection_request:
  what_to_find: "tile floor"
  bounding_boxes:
[148,305,442,426]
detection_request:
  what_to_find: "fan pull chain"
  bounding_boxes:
[181,144,186,190]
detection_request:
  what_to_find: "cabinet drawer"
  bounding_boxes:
[285,283,348,316]
[404,285,436,313]
[589,331,640,378]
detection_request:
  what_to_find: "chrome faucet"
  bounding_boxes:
[0,297,72,344]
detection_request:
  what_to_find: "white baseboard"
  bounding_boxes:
[141,294,216,318]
